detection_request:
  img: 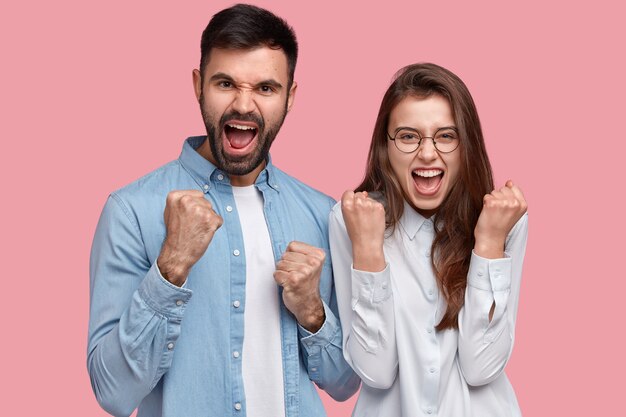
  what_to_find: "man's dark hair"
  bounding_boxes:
[200,4,298,88]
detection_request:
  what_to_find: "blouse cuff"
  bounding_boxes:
[467,251,512,292]
[351,263,392,304]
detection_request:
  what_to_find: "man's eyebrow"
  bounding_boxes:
[208,73,283,90]
[208,72,235,83]
[254,79,283,89]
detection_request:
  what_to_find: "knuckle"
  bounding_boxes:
[301,266,313,277]
[180,194,193,205]
[166,191,182,205]
[307,256,320,268]
[192,204,205,216]
[286,272,299,285]
[208,213,222,226]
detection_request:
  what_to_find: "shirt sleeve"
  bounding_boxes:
[328,204,399,390]
[87,194,192,417]
[457,213,529,386]
[297,298,361,401]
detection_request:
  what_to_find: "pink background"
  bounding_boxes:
[2,0,625,415]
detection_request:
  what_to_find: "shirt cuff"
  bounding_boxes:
[298,302,340,355]
[351,263,392,304]
[467,251,512,292]
[137,261,193,319]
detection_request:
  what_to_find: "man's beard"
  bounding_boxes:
[199,94,287,176]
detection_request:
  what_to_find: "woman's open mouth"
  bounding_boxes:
[412,168,444,196]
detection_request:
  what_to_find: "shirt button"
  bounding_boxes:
[217,174,224,181]
[167,342,174,350]
[203,184,209,190]
[234,403,242,411]
[427,328,433,333]
[226,205,233,212]
[429,368,436,373]
[428,289,434,296]
[175,300,183,306]
[311,367,317,372]
[425,251,431,258]
[426,408,433,414]
[233,300,241,308]
[233,249,240,256]
[233,351,240,358]
[381,283,388,290]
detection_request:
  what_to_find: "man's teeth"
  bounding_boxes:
[413,169,443,178]
[227,124,256,130]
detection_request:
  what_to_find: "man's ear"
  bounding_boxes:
[192,69,202,101]
[286,81,297,112]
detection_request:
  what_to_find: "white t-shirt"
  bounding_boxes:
[233,185,286,417]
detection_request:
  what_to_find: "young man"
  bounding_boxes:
[87,4,360,417]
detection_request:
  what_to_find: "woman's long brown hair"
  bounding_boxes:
[356,63,494,330]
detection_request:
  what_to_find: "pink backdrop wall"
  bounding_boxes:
[2,0,624,415]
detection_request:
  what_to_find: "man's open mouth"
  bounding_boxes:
[225,123,258,149]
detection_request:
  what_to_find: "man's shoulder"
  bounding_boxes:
[110,159,193,209]
[272,166,335,208]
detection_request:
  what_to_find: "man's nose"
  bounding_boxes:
[231,89,256,114]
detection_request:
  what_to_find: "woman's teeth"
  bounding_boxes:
[413,169,443,178]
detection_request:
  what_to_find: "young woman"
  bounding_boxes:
[329,63,528,416]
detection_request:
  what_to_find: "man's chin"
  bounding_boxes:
[218,153,265,176]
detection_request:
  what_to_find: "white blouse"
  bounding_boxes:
[329,201,528,417]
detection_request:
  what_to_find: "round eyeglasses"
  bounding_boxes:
[387,127,460,154]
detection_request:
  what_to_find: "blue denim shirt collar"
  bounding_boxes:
[179,136,280,193]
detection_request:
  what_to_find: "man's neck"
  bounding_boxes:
[230,162,266,187]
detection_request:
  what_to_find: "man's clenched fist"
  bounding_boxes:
[274,241,326,333]
[157,190,223,286]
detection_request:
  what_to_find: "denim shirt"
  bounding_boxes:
[88,137,360,417]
